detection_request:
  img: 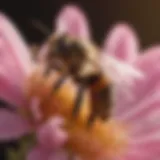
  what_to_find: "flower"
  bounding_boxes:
[1,4,160,160]
[102,23,160,159]
[40,4,160,160]
[0,12,67,159]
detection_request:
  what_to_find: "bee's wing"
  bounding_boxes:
[99,54,143,86]
[0,13,32,106]
[55,5,91,40]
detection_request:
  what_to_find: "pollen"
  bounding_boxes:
[24,65,128,160]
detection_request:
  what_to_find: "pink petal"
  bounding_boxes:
[136,46,160,76]
[0,109,31,141]
[118,141,160,160]
[132,47,160,105]
[30,97,42,122]
[114,46,160,116]
[0,13,32,106]
[55,5,90,39]
[27,146,69,160]
[37,117,67,149]
[120,150,159,160]
[27,146,51,160]
[114,47,160,160]
[49,149,69,160]
[103,23,139,63]
[0,76,26,108]
[119,90,160,130]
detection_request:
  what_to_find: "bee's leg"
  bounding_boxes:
[87,111,97,128]
[87,84,113,127]
[72,85,86,117]
[99,84,113,121]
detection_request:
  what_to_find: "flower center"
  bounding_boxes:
[24,67,128,160]
[66,119,128,160]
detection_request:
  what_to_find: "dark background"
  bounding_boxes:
[1,0,160,159]
[1,0,160,47]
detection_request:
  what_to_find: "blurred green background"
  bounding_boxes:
[1,0,160,159]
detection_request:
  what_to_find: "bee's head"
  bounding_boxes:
[48,34,86,74]
[54,34,84,59]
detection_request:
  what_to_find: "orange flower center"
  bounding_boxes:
[23,66,128,160]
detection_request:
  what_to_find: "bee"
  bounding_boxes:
[41,33,114,126]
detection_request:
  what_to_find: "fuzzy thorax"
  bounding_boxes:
[24,66,128,160]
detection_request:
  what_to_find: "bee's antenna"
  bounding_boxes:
[30,19,51,36]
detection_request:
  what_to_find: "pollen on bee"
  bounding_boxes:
[24,65,128,160]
